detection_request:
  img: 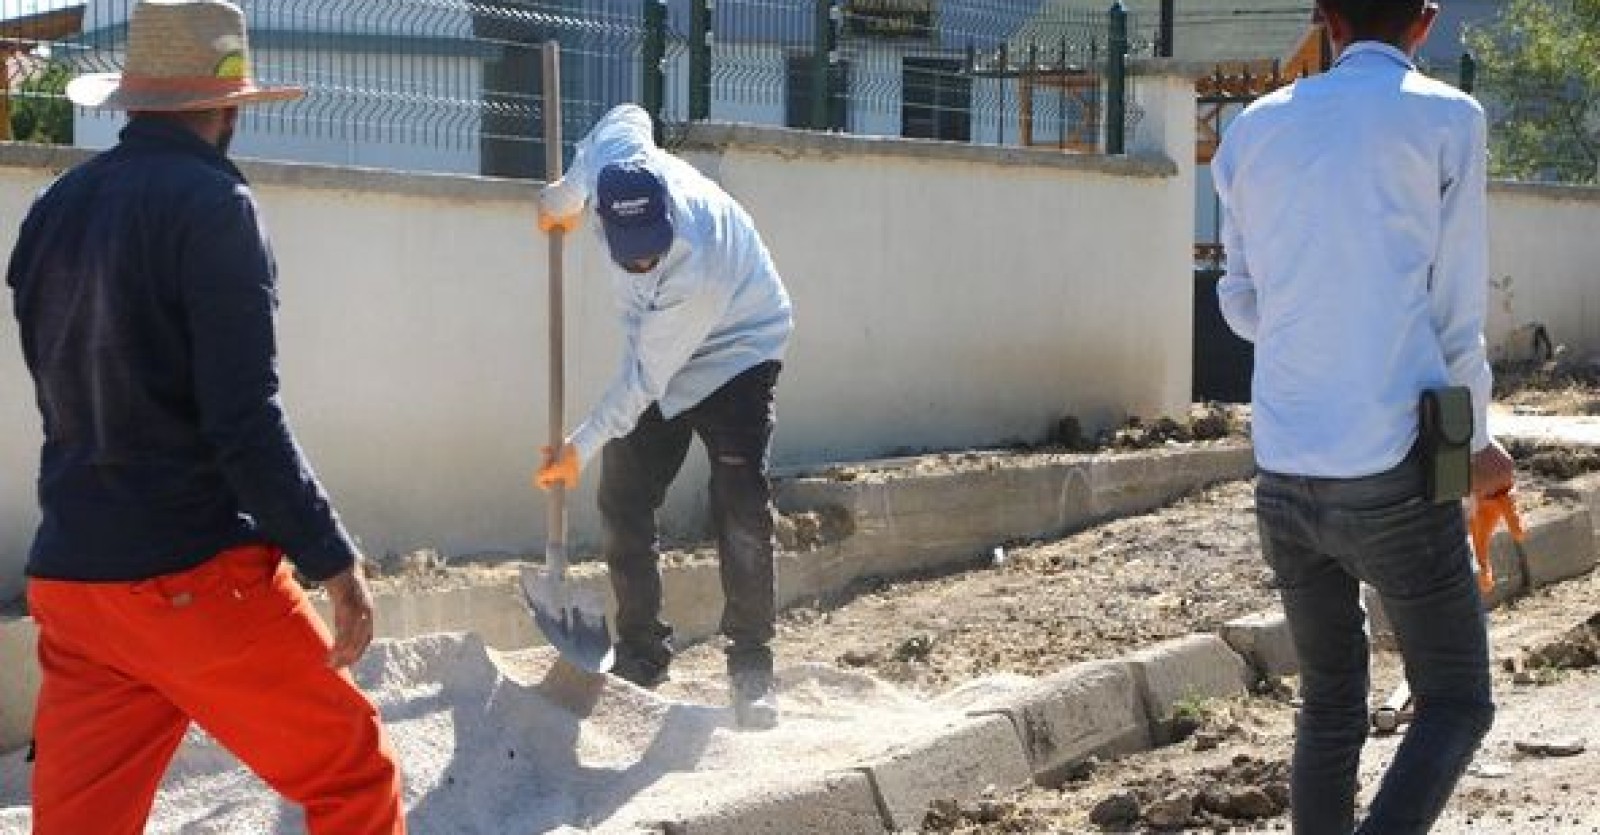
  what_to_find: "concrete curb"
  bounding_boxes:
[1219,612,1297,681]
[0,443,1253,755]
[968,659,1151,786]
[855,714,1034,832]
[1127,635,1252,745]
[1551,472,1600,542]
[773,444,1255,587]
[622,771,884,835]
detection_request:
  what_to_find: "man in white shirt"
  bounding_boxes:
[535,105,793,730]
[1213,1,1515,831]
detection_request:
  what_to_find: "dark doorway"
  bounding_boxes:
[785,54,850,130]
[1192,267,1254,403]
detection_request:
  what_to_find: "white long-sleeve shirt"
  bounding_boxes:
[1213,42,1493,478]
[545,105,793,463]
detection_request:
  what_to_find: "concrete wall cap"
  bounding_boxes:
[674,122,1178,178]
[0,141,539,203]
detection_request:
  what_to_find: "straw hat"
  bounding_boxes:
[66,0,303,111]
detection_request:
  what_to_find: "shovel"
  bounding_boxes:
[523,40,614,674]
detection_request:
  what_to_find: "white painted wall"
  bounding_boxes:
[0,146,1188,601]
[678,143,1190,469]
[0,168,44,606]
[1486,184,1600,362]
[0,73,1201,602]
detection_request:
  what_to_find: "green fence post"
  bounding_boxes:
[642,0,667,136]
[997,42,1008,145]
[1106,0,1128,155]
[1158,0,1174,58]
[811,0,830,130]
[1459,51,1477,95]
[690,0,711,121]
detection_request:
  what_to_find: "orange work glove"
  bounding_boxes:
[537,209,581,235]
[534,443,580,491]
[1469,491,1524,597]
[538,180,584,233]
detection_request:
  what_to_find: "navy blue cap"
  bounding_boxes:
[596,161,674,266]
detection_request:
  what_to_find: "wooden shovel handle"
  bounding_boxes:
[543,40,567,575]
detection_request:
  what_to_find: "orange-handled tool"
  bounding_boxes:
[1469,491,1524,597]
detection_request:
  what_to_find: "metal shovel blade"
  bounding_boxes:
[521,560,614,673]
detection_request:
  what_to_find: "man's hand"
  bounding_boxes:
[322,564,375,669]
[538,181,583,234]
[1470,439,1516,500]
[535,443,581,491]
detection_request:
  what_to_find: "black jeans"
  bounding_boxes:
[598,361,781,673]
[1256,452,1494,835]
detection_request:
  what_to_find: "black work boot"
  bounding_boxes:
[611,636,673,689]
[728,646,778,730]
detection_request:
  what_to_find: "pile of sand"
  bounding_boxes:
[0,632,1029,833]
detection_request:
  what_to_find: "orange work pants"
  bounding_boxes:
[26,544,405,835]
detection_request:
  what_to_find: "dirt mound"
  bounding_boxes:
[1047,403,1249,454]
[1495,353,1600,416]
[1522,611,1600,672]
[1082,755,1290,831]
[1506,439,1600,482]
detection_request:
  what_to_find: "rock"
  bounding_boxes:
[1223,787,1279,819]
[891,634,934,663]
[1469,761,1513,778]
[381,548,444,577]
[923,797,961,830]
[838,648,878,667]
[1192,731,1224,752]
[969,797,1014,824]
[1514,736,1587,758]
[1058,758,1099,782]
[1264,781,1290,810]
[1145,791,1196,829]
[1170,713,1201,744]
[1089,790,1141,828]
[1199,785,1281,820]
[773,512,799,550]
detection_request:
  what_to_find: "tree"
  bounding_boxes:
[1465,0,1600,184]
[9,60,74,145]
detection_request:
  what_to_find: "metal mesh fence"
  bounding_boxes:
[2,0,688,178]
[703,0,1150,149]
[0,0,1156,177]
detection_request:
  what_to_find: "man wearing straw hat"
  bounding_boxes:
[6,1,405,832]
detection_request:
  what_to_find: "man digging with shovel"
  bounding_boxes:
[535,104,793,731]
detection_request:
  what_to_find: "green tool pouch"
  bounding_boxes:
[1419,386,1474,504]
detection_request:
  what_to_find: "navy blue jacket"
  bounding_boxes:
[7,118,356,582]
